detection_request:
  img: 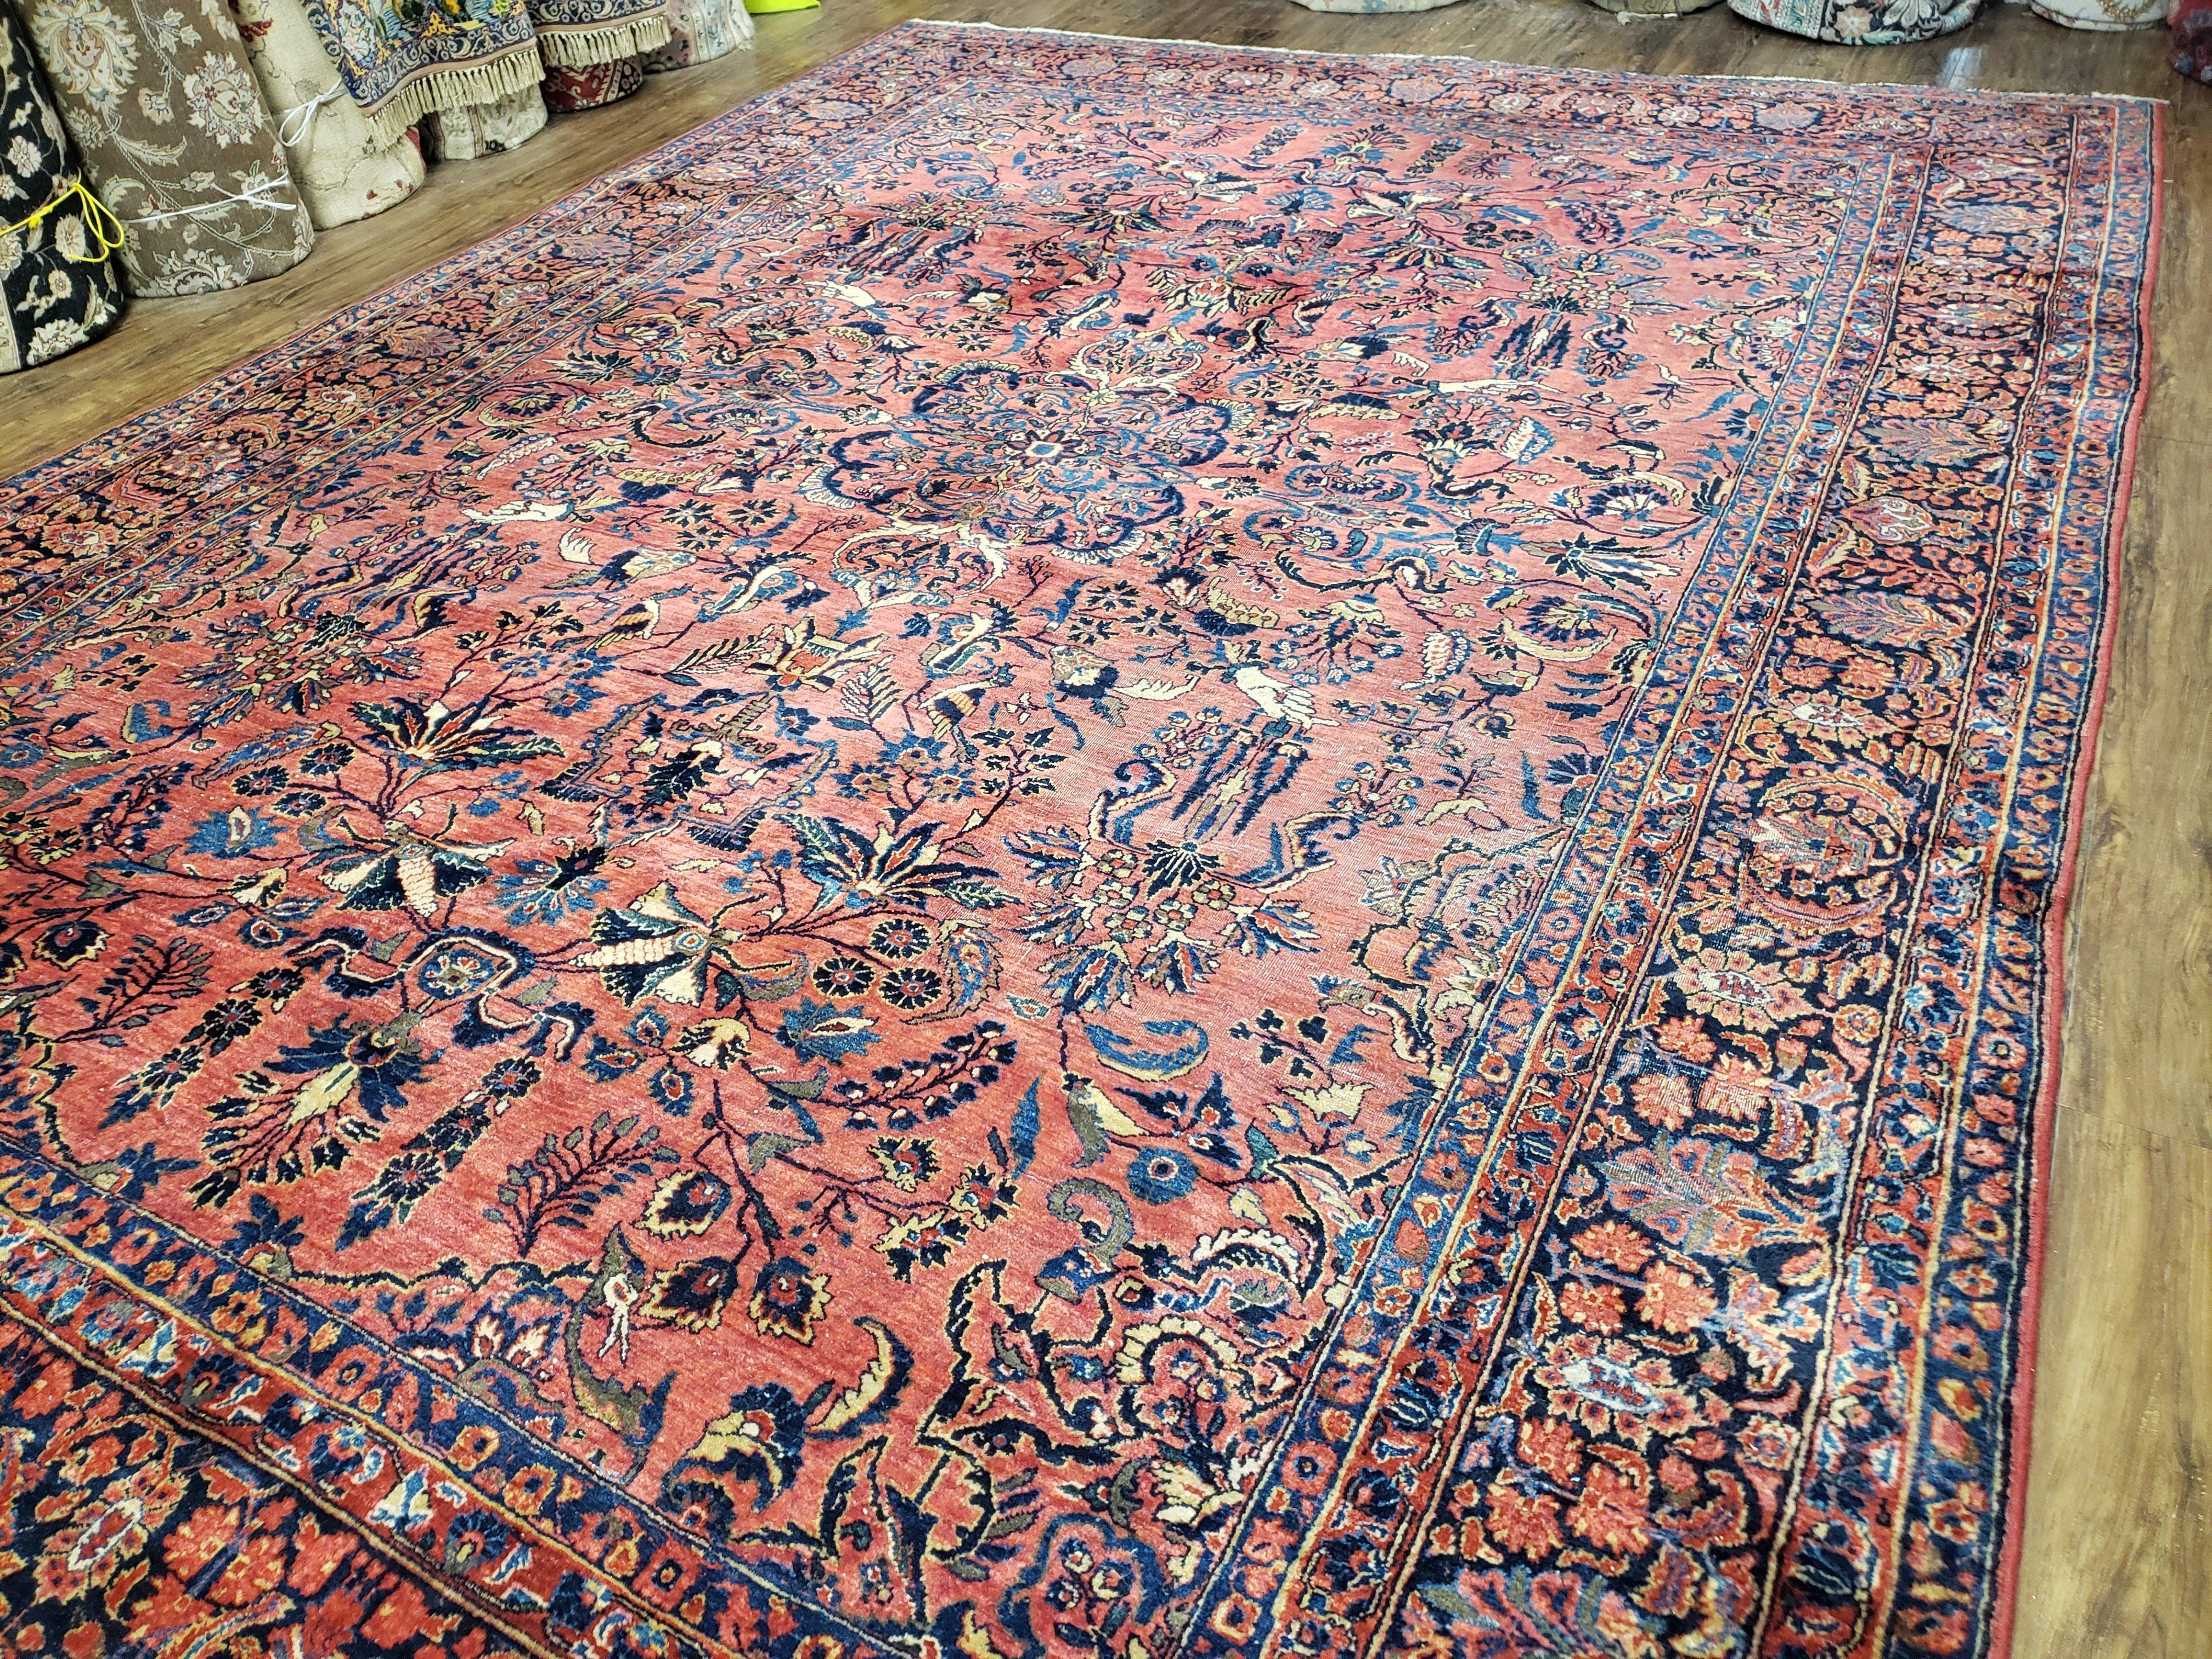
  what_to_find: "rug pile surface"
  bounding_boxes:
[0,24,2159,1659]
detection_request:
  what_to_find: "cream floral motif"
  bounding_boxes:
[182,49,262,143]
[25,314,92,357]
[24,0,140,112]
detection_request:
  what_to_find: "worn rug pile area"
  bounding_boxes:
[0,22,2159,1659]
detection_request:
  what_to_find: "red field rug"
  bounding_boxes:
[0,24,2159,1659]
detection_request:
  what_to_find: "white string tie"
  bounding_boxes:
[123,180,299,228]
[276,83,349,151]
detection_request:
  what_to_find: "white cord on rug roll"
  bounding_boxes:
[276,84,348,152]
[122,181,301,227]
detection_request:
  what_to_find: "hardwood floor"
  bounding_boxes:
[2,5,2204,1656]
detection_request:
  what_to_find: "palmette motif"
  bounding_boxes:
[0,25,2157,1659]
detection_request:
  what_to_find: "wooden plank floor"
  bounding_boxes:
[2,4,2205,1656]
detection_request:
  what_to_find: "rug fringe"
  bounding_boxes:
[358,46,548,150]
[537,13,674,69]
[909,18,2168,106]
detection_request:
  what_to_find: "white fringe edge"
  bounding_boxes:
[537,12,674,69]
[357,43,547,151]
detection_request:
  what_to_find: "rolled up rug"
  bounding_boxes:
[19,0,311,295]
[541,51,641,112]
[642,0,749,72]
[227,0,420,230]
[1283,0,1458,12]
[290,0,662,150]
[292,0,540,152]
[2,0,123,371]
[1727,0,1977,41]
[419,83,548,162]
[1579,0,1722,15]
[2032,0,2166,26]
[2177,0,2212,74]
[532,0,666,75]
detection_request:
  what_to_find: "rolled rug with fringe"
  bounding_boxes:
[642,0,751,72]
[533,0,667,75]
[295,0,543,152]
[20,0,312,295]
[2,0,123,371]
[227,0,421,230]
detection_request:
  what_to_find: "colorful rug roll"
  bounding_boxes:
[642,0,751,72]
[541,52,642,112]
[420,84,549,162]
[227,0,422,231]
[1726,0,1977,38]
[291,0,665,150]
[1,0,123,371]
[2180,0,2212,75]
[19,0,312,296]
[294,0,541,153]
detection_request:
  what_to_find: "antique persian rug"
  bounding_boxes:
[0,24,2159,1659]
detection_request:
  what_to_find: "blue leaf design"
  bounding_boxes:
[1008,1078,1040,1176]
[1083,1018,1209,1081]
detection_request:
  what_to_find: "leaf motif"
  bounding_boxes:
[1084,1018,1210,1081]
[840,662,901,724]
[1064,1074,1118,1167]
[811,1317,911,1437]
[1007,1078,1040,1177]
[664,635,754,685]
[748,1131,803,1171]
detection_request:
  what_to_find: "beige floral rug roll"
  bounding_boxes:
[642,0,751,71]
[20,0,311,295]
[226,0,421,230]
[2029,0,2167,26]
[420,85,549,162]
